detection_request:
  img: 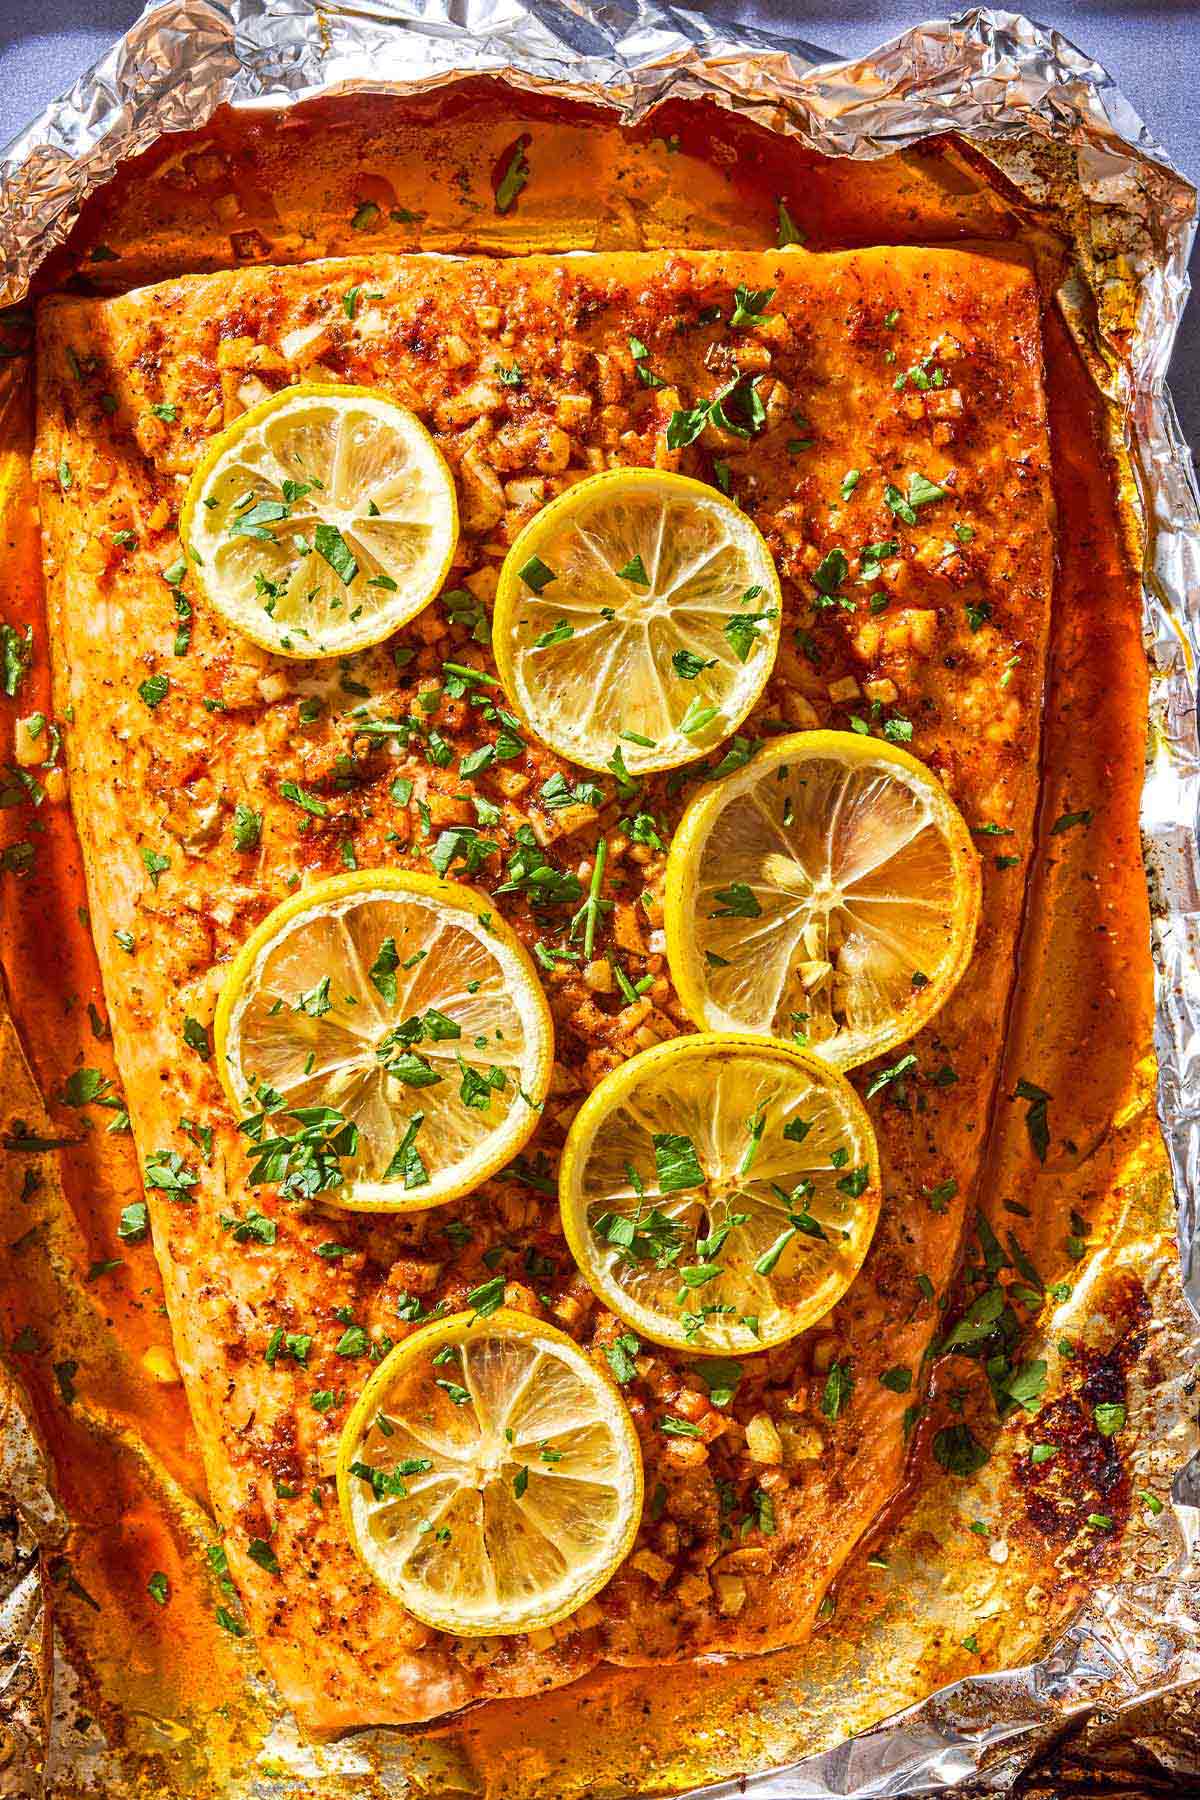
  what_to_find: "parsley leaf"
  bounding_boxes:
[776,197,803,247]
[730,284,775,328]
[672,647,716,680]
[711,882,760,919]
[518,555,556,594]
[1013,1077,1050,1163]
[314,523,358,585]
[724,610,775,663]
[812,547,848,601]
[932,1421,989,1476]
[864,1052,917,1099]
[368,937,400,1006]
[232,803,262,851]
[496,139,531,213]
[144,1149,197,1195]
[140,847,170,888]
[468,1274,507,1318]
[383,1113,429,1189]
[653,1132,704,1194]
[604,1333,641,1384]
[1094,1401,1125,1437]
[1050,808,1093,835]
[885,471,948,525]
[820,1361,853,1420]
[182,1016,211,1061]
[0,623,33,699]
[279,780,328,818]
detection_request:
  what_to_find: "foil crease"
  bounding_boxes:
[0,4,1198,1796]
[0,1365,62,1797]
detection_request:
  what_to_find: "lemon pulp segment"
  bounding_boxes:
[493,468,782,775]
[666,731,980,1068]
[182,384,458,659]
[337,1309,643,1635]
[560,1033,881,1354]
[214,871,552,1210]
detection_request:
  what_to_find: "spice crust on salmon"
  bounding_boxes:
[35,246,1053,1729]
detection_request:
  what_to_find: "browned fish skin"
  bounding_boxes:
[35,248,1053,1729]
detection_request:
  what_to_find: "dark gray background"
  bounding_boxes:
[1,2,1196,456]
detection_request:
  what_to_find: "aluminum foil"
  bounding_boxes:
[1,3,1198,1795]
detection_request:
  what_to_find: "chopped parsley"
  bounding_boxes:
[232,803,262,851]
[724,607,775,663]
[604,1333,641,1385]
[730,284,775,329]
[314,522,358,585]
[495,138,531,214]
[884,471,948,524]
[776,197,803,247]
[932,1422,988,1476]
[1093,1401,1125,1437]
[820,1361,853,1421]
[518,555,556,594]
[1013,1077,1050,1163]
[368,937,400,1006]
[279,780,328,818]
[653,1132,704,1193]
[468,1275,507,1318]
[1050,808,1093,835]
[710,882,760,919]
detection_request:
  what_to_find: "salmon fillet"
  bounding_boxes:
[35,248,1053,1729]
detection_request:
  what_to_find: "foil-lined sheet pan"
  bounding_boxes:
[1,4,1198,1795]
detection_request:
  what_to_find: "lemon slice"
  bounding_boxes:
[181,384,458,659]
[493,469,781,775]
[560,1033,881,1354]
[665,731,980,1070]
[213,870,552,1211]
[337,1308,643,1635]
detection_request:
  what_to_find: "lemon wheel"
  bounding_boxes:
[665,731,980,1069]
[181,384,458,659]
[560,1033,881,1355]
[213,870,553,1211]
[337,1309,643,1635]
[493,468,781,775]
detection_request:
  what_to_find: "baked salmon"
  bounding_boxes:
[35,247,1053,1728]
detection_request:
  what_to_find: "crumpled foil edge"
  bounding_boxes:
[1,4,1198,1796]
